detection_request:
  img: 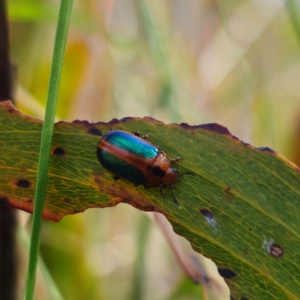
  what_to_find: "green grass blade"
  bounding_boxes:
[19,227,65,300]
[128,215,151,300]
[286,0,300,47]
[24,1,73,299]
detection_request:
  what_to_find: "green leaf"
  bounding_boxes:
[1,100,300,299]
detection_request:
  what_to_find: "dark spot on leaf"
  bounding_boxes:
[241,140,249,146]
[142,204,156,210]
[73,209,81,214]
[71,120,91,126]
[26,199,33,203]
[258,147,275,154]
[240,297,249,300]
[270,243,284,258]
[120,117,134,122]
[180,122,189,127]
[200,123,231,135]
[88,127,102,136]
[0,196,9,203]
[200,209,214,220]
[108,118,122,126]
[16,179,31,188]
[224,186,233,203]
[248,228,252,231]
[179,123,196,133]
[8,108,14,113]
[53,147,65,156]
[63,198,71,203]
[242,248,249,256]
[152,166,165,177]
[218,268,237,279]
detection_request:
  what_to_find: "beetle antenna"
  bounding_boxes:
[179,172,195,178]
[170,185,181,208]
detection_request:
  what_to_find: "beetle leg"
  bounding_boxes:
[179,171,195,177]
[113,174,120,181]
[134,131,148,139]
[159,185,164,196]
[170,157,181,163]
[170,185,181,208]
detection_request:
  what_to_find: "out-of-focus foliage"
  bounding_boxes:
[8,0,300,299]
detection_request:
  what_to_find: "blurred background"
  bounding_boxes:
[7,0,300,299]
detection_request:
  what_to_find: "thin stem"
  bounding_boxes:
[24,1,73,299]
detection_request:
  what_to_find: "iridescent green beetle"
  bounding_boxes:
[97,130,192,206]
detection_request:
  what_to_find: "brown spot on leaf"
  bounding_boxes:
[2,101,20,114]
[71,120,91,126]
[240,297,249,300]
[242,248,249,256]
[26,199,33,203]
[224,186,233,203]
[200,123,231,135]
[241,140,249,146]
[179,122,196,131]
[4,103,14,113]
[270,243,284,258]
[16,179,31,188]
[258,147,275,154]
[108,118,122,126]
[120,116,135,123]
[262,239,284,258]
[87,127,102,136]
[53,147,65,156]
[218,268,237,279]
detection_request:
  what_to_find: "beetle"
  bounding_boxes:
[97,130,192,207]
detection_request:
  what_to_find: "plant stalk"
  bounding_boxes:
[24,1,73,299]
